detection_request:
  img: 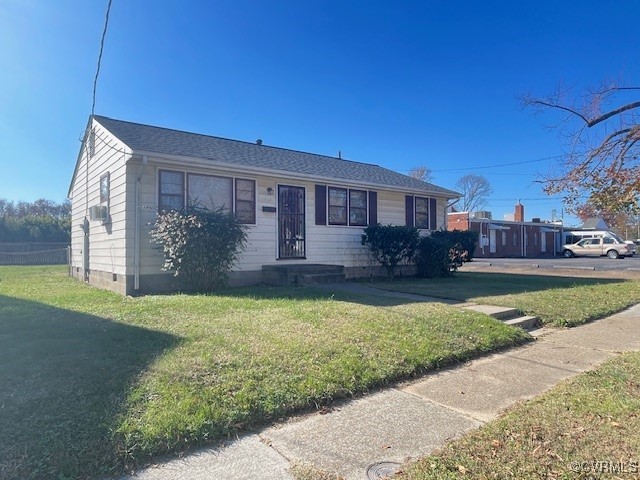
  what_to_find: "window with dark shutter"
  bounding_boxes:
[405,195,414,227]
[415,197,429,228]
[368,191,377,225]
[429,198,437,230]
[328,187,348,225]
[349,189,368,226]
[315,185,327,225]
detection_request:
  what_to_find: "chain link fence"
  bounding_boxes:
[0,243,69,265]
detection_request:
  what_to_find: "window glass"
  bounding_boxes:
[188,174,232,211]
[349,190,367,226]
[328,187,347,225]
[235,178,256,224]
[159,170,184,211]
[100,172,109,204]
[415,197,429,228]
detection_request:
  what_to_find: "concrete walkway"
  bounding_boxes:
[120,298,640,480]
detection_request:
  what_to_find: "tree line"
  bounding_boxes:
[0,199,71,243]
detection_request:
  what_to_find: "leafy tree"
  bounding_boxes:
[408,166,433,183]
[0,198,71,242]
[455,174,493,213]
[521,82,640,214]
[150,206,247,291]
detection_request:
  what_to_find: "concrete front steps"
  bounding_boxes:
[463,304,539,332]
[262,264,345,286]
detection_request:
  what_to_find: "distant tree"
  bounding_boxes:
[521,81,640,214]
[408,166,433,183]
[455,174,493,213]
[0,198,70,242]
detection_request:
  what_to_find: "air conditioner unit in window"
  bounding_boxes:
[89,205,109,222]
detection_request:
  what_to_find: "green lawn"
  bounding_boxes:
[371,272,640,326]
[0,266,528,479]
[400,351,640,480]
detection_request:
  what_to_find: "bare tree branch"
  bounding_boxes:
[523,81,640,214]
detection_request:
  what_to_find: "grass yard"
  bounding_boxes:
[0,266,528,479]
[399,351,640,480]
[371,272,640,326]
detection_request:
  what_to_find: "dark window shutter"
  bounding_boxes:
[405,195,414,227]
[315,185,327,225]
[429,198,437,230]
[368,191,377,225]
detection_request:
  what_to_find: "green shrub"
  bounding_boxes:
[150,207,247,291]
[447,229,478,262]
[361,224,419,278]
[415,231,473,278]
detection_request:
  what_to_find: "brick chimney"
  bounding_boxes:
[514,201,524,222]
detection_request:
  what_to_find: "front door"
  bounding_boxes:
[278,185,305,259]
[489,229,497,254]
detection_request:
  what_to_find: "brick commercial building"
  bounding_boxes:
[447,203,562,258]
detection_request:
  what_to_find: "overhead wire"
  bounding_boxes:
[91,0,113,118]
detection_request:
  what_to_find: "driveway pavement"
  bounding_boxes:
[120,293,640,480]
[466,255,640,277]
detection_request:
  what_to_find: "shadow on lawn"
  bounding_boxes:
[0,294,180,480]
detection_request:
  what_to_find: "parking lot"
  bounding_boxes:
[466,254,640,278]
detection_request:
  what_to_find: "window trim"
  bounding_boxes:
[327,186,370,226]
[328,186,348,226]
[235,178,256,225]
[158,169,256,225]
[349,188,368,226]
[414,196,430,229]
[158,169,185,212]
[186,172,233,212]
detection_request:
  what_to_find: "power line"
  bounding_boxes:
[398,154,563,174]
[91,0,113,117]
[430,155,562,172]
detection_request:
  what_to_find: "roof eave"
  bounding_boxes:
[129,149,460,198]
[67,116,95,198]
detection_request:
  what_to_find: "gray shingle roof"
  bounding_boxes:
[94,115,459,197]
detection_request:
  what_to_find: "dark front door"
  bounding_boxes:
[278,185,305,259]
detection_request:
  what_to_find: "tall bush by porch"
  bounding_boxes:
[415,230,477,277]
[361,224,419,278]
[150,207,247,291]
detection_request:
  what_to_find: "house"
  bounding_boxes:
[68,115,460,294]
[447,203,562,258]
[580,217,609,230]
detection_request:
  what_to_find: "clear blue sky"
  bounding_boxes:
[1,1,638,226]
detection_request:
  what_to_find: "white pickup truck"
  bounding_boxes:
[562,236,631,259]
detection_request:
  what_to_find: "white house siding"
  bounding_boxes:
[132,159,449,289]
[69,120,130,293]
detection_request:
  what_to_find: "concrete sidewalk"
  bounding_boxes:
[121,303,640,480]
